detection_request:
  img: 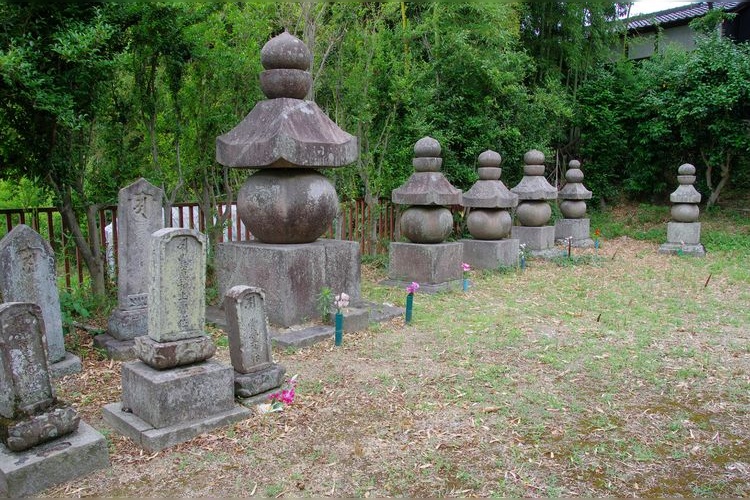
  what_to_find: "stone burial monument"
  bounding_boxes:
[0,302,109,497]
[460,150,520,269]
[0,224,81,377]
[555,160,594,248]
[103,228,249,452]
[96,178,164,360]
[659,163,706,257]
[511,150,560,255]
[224,286,285,404]
[215,31,360,328]
[386,137,463,292]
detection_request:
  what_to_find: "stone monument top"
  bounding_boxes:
[558,159,592,201]
[510,150,558,201]
[671,163,701,204]
[392,136,462,206]
[215,31,357,169]
[462,149,518,209]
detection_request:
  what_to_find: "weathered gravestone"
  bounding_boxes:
[225,286,285,403]
[98,178,164,359]
[0,302,108,497]
[659,163,706,257]
[461,150,520,269]
[555,160,594,248]
[103,228,249,452]
[0,225,81,377]
[386,137,463,292]
[511,150,560,255]
[215,31,360,328]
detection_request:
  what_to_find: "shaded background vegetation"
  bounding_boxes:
[1,2,749,295]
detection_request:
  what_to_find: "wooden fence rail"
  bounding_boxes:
[0,199,423,289]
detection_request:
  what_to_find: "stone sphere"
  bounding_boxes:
[671,203,700,223]
[467,209,512,240]
[524,149,545,165]
[478,150,501,168]
[400,206,452,243]
[414,137,441,158]
[523,164,545,176]
[237,169,338,244]
[516,201,551,227]
[560,200,587,219]
[568,160,581,169]
[565,168,584,183]
[678,163,696,176]
[261,31,311,70]
[259,69,312,99]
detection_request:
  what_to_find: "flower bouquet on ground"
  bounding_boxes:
[257,374,298,414]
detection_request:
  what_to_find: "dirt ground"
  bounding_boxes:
[45,236,749,497]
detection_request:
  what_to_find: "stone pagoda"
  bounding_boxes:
[387,137,463,292]
[460,150,519,269]
[510,150,559,254]
[659,163,706,257]
[215,31,360,327]
[555,160,594,247]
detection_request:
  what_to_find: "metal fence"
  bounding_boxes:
[0,199,413,289]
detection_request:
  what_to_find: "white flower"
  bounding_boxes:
[334,292,350,310]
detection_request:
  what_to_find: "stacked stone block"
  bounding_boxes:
[511,150,559,253]
[659,163,706,257]
[460,150,520,269]
[555,160,594,247]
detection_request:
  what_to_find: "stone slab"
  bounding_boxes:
[658,242,706,257]
[387,241,463,284]
[0,421,109,498]
[134,335,216,370]
[237,387,283,408]
[554,218,592,245]
[102,401,249,453]
[92,334,136,361]
[341,307,370,333]
[272,325,334,349]
[234,364,286,399]
[511,225,556,251]
[224,286,274,374]
[107,308,148,342]
[121,360,235,429]
[380,279,463,294]
[216,239,361,327]
[461,239,519,270]
[50,352,82,379]
[666,221,701,245]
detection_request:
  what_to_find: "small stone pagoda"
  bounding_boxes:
[460,150,519,269]
[510,150,558,254]
[555,160,594,247]
[387,137,463,292]
[215,31,360,327]
[659,163,706,257]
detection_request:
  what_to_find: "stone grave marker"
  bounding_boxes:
[99,178,164,359]
[103,228,249,452]
[0,224,81,377]
[0,302,108,497]
[225,286,285,402]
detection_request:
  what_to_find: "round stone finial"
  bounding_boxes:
[261,31,312,70]
[678,163,696,176]
[565,167,584,184]
[524,149,545,165]
[478,150,501,168]
[414,137,441,158]
[568,159,581,169]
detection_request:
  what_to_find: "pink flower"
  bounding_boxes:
[462,262,471,272]
[406,282,420,294]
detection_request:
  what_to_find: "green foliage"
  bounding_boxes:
[317,286,333,323]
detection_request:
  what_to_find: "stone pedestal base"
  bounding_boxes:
[134,335,216,370]
[93,334,135,361]
[235,363,286,399]
[387,241,462,288]
[103,360,249,452]
[666,221,702,245]
[511,226,556,251]
[216,239,361,327]
[50,352,82,379]
[461,239,519,270]
[0,421,109,497]
[554,218,594,248]
[658,242,706,257]
[341,307,370,333]
[107,307,147,341]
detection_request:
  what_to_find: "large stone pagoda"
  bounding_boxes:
[215,31,360,327]
[460,150,519,268]
[386,137,463,292]
[659,163,706,257]
[555,160,594,247]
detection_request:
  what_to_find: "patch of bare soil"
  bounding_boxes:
[44,236,749,497]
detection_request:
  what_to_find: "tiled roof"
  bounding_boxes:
[627,1,745,30]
